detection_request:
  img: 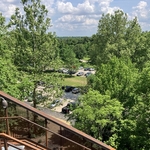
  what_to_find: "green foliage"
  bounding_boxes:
[73,44,86,59]
[0,13,12,58]
[0,57,21,98]
[86,57,149,149]
[57,37,91,61]
[90,10,142,66]
[132,32,150,70]
[85,10,150,149]
[9,0,62,107]
[117,94,150,149]
[60,47,79,70]
[9,1,57,72]
[0,13,21,98]
[86,57,150,149]
[136,64,150,94]
[69,89,123,146]
[88,57,138,108]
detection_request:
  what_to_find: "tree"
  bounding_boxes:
[0,13,7,56]
[90,10,142,66]
[131,31,150,70]
[69,89,123,148]
[117,65,150,149]
[86,58,150,149]
[117,95,150,149]
[88,57,138,108]
[0,13,21,98]
[60,46,79,74]
[73,44,86,59]
[0,58,21,98]
[9,0,62,107]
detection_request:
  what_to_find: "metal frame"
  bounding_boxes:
[0,116,91,150]
[0,91,115,150]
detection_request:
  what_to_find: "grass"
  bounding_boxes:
[62,76,87,87]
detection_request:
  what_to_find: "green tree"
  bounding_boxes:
[0,13,21,98]
[0,58,21,98]
[9,0,62,107]
[88,57,138,108]
[90,10,141,66]
[73,44,86,59]
[0,13,7,55]
[117,66,150,149]
[132,64,150,149]
[69,89,123,148]
[57,37,91,60]
[117,95,150,150]
[87,58,149,149]
[131,31,150,70]
[60,47,79,73]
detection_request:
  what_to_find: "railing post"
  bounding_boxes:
[4,138,8,150]
[45,119,48,147]
[60,126,62,149]
[0,138,2,150]
[5,108,10,135]
[27,109,29,120]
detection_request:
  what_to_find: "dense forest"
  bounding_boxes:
[0,0,150,149]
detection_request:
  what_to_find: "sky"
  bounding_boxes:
[0,0,150,37]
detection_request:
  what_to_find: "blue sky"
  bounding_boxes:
[0,0,150,36]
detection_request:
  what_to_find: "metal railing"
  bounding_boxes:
[0,91,115,150]
[0,133,42,150]
[0,116,91,150]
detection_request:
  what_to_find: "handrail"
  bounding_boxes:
[0,133,41,150]
[0,116,91,150]
[0,91,116,150]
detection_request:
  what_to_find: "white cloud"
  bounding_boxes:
[131,1,150,31]
[134,1,147,9]
[88,0,112,4]
[0,0,21,19]
[56,0,95,14]
[54,0,120,35]
[98,0,120,14]
[83,18,98,25]
[0,1,17,18]
[57,14,97,25]
[56,1,77,13]
[132,1,150,19]
[0,2,8,12]
[77,0,95,14]
[57,15,85,23]
[6,0,17,3]
[56,0,118,15]
[6,4,17,17]
[41,0,55,15]
[99,0,113,7]
[0,0,55,19]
